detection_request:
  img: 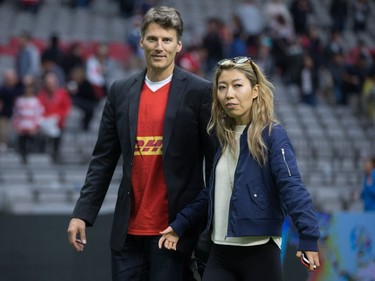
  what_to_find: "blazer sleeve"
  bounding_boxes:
[71,81,122,226]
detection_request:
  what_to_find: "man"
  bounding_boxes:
[67,6,215,281]
[16,31,40,81]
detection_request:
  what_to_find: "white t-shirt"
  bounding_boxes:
[212,125,281,248]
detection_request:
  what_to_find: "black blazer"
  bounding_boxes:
[72,66,216,253]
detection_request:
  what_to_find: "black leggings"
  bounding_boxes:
[202,239,283,281]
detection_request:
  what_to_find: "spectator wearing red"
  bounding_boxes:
[177,45,205,77]
[38,72,71,162]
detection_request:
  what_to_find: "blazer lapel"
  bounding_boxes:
[128,71,146,151]
[163,67,187,158]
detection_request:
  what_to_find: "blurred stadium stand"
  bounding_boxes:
[0,0,374,216]
[0,1,374,281]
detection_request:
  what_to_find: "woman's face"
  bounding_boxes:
[217,69,258,125]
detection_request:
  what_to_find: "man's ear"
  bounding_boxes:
[176,40,182,53]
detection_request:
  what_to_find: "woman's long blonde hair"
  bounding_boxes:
[207,59,278,166]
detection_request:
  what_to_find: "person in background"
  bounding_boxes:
[227,14,247,58]
[351,0,370,32]
[159,56,320,281]
[346,38,373,69]
[18,0,42,13]
[12,79,44,163]
[86,42,114,99]
[327,51,346,105]
[256,36,274,76]
[361,156,375,211]
[342,53,369,113]
[361,67,375,123]
[264,0,293,30]
[66,66,99,131]
[38,72,71,162]
[116,0,136,17]
[201,17,224,79]
[62,42,85,80]
[40,55,66,88]
[177,44,205,77]
[126,14,145,68]
[301,25,324,71]
[41,33,66,70]
[329,0,348,33]
[15,31,41,82]
[63,42,85,77]
[289,0,313,36]
[68,0,93,8]
[0,69,23,151]
[235,0,263,51]
[298,53,319,107]
[323,29,345,68]
[67,6,216,281]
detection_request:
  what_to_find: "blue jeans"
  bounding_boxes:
[111,235,192,281]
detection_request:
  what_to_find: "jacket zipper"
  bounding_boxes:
[281,148,291,176]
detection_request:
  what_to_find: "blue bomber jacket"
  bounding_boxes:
[170,123,320,252]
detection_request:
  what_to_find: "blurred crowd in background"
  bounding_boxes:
[0,0,374,205]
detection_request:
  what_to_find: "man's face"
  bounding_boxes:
[140,22,182,79]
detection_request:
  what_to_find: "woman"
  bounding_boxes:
[159,56,320,280]
[13,79,44,163]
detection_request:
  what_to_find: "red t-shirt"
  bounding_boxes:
[127,81,171,235]
[38,88,72,128]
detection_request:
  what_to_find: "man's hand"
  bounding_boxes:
[158,226,179,251]
[67,218,87,252]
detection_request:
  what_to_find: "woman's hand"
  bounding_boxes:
[296,250,320,271]
[158,226,179,251]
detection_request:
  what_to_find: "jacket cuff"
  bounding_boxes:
[169,217,190,238]
[72,201,99,226]
[298,237,319,252]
